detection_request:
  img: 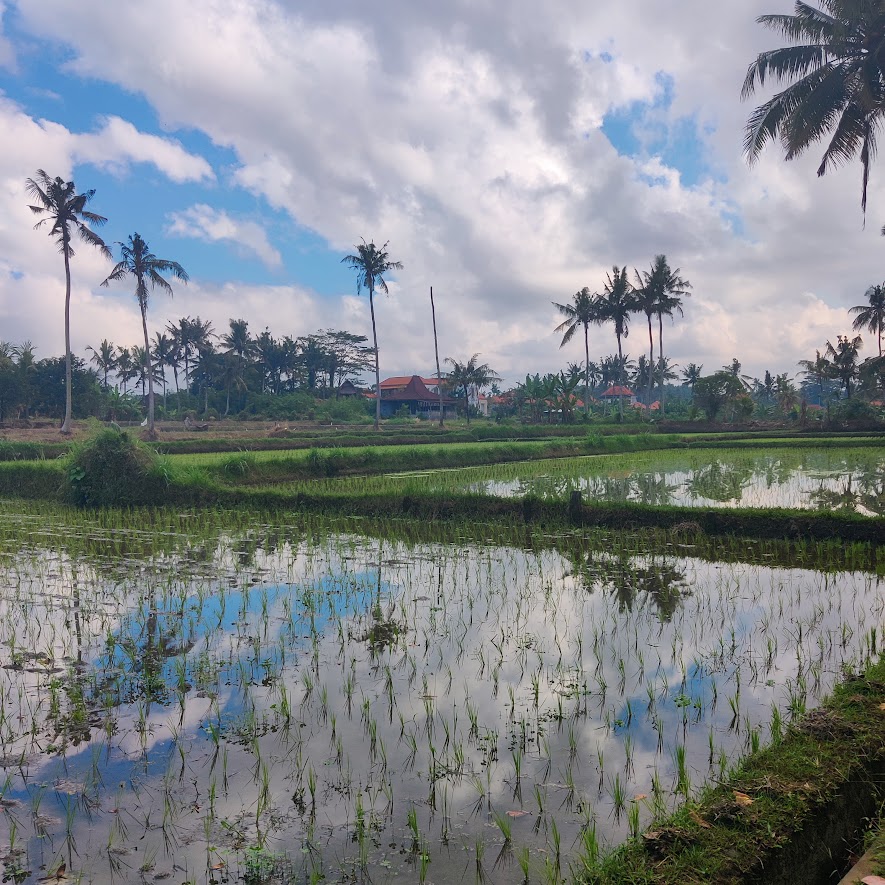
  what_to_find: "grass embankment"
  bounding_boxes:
[578,655,885,885]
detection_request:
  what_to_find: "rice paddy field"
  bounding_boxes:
[0,499,880,885]
[366,446,885,516]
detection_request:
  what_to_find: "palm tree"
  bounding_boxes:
[341,240,403,430]
[25,170,111,433]
[681,362,703,392]
[850,283,885,356]
[596,266,635,420]
[649,256,690,417]
[798,350,831,405]
[115,346,137,394]
[152,332,177,413]
[630,269,659,410]
[553,287,597,417]
[444,354,501,424]
[742,1,885,213]
[101,233,188,437]
[825,333,863,397]
[87,339,117,389]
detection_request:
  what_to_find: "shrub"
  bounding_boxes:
[67,428,167,506]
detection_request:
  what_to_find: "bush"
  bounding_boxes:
[67,428,167,506]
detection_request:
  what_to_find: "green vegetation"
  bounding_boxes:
[65,427,166,506]
[578,655,885,884]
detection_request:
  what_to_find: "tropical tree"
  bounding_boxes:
[115,346,137,394]
[596,266,635,420]
[798,349,832,405]
[742,1,885,213]
[151,332,177,412]
[553,287,597,417]
[444,354,501,424]
[631,270,660,410]
[101,233,189,436]
[825,333,864,397]
[87,339,117,389]
[25,170,111,433]
[341,240,403,430]
[647,255,691,416]
[681,362,703,397]
[850,283,885,356]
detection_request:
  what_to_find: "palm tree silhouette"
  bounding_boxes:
[850,283,885,356]
[742,1,885,213]
[341,240,403,430]
[101,234,188,437]
[25,170,111,433]
[444,353,500,424]
[596,267,635,421]
[553,287,597,417]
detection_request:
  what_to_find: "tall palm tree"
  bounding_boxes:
[87,339,117,389]
[341,240,403,430]
[25,170,111,433]
[825,333,864,397]
[850,283,885,356]
[644,255,691,416]
[152,332,177,413]
[101,233,188,437]
[631,270,658,409]
[596,266,635,420]
[742,1,885,213]
[553,287,597,417]
[444,354,500,424]
[115,346,136,394]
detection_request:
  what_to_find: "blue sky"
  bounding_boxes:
[0,0,881,384]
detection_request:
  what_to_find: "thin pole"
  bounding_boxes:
[430,286,444,427]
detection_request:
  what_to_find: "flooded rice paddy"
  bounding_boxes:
[386,447,885,515]
[0,505,880,884]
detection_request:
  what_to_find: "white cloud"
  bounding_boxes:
[3,0,885,385]
[166,204,281,268]
[71,116,214,183]
[0,3,16,72]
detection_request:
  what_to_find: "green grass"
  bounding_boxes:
[577,655,885,884]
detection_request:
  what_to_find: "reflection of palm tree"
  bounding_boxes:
[568,553,690,622]
[685,460,754,503]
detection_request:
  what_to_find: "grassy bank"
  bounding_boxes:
[577,655,885,884]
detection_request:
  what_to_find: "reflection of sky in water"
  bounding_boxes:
[399,448,885,515]
[0,516,880,884]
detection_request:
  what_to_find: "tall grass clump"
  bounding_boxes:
[66,428,168,506]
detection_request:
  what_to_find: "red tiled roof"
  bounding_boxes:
[601,385,634,397]
[379,376,441,389]
[380,375,457,403]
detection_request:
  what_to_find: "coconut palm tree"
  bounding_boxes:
[631,270,659,410]
[825,333,864,397]
[87,339,117,389]
[115,346,137,394]
[596,266,636,420]
[850,283,885,356]
[152,332,177,413]
[444,354,500,424]
[742,1,885,214]
[553,287,598,417]
[101,233,189,437]
[798,349,831,405]
[341,240,403,430]
[25,170,111,433]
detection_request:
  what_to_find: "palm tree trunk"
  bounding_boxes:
[583,324,590,418]
[61,243,73,434]
[616,333,624,421]
[430,286,444,427]
[463,383,470,424]
[141,301,156,437]
[646,314,654,412]
[658,314,666,418]
[369,287,381,430]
